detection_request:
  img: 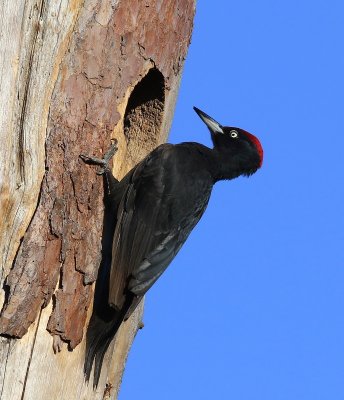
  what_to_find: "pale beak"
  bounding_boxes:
[193,106,224,134]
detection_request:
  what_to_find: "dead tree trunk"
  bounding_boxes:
[0,1,195,398]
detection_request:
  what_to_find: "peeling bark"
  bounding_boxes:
[0,0,195,398]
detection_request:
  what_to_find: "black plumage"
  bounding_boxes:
[82,107,263,386]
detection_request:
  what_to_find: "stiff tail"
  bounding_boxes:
[84,294,134,387]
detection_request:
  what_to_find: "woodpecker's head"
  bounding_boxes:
[193,106,263,178]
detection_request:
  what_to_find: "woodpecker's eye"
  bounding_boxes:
[230,130,238,138]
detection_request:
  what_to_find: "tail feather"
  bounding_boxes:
[84,294,134,387]
[93,335,115,386]
[84,313,114,383]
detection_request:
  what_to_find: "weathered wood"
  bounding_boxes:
[0,0,84,311]
[0,0,195,398]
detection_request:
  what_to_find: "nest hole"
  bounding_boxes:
[124,68,165,163]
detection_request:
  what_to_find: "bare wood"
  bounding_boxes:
[0,0,195,399]
[0,0,84,308]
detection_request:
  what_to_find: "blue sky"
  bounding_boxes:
[120,1,344,399]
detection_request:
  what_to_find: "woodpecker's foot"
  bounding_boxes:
[80,139,118,175]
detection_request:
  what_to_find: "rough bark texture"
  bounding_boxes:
[0,0,195,399]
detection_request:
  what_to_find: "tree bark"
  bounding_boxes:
[0,1,195,399]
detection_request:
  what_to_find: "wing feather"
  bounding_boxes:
[109,144,212,309]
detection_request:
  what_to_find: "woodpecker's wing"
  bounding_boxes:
[108,143,211,310]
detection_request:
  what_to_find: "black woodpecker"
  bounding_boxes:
[81,107,263,386]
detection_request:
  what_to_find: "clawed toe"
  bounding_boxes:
[80,139,118,175]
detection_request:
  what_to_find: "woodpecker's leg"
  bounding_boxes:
[80,139,119,196]
[80,139,118,175]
